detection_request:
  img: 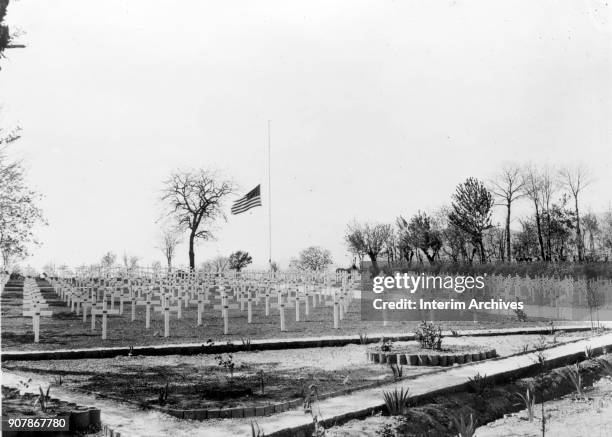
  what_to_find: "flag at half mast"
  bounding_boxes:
[231,184,262,215]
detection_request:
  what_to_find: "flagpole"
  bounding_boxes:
[267,120,272,273]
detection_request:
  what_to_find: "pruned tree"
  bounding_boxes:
[490,164,525,262]
[161,169,234,269]
[582,212,599,258]
[448,178,494,263]
[345,222,392,274]
[559,165,592,262]
[298,246,333,271]
[397,212,442,264]
[228,250,252,272]
[157,226,182,270]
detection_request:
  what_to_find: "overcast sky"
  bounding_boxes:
[1,0,611,270]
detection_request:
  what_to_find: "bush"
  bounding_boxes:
[383,387,410,415]
[415,321,443,350]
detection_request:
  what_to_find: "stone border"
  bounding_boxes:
[1,399,101,437]
[71,376,399,422]
[366,348,497,366]
[0,326,595,362]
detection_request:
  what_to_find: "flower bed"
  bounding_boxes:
[366,343,497,366]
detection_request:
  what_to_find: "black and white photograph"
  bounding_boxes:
[1,1,612,436]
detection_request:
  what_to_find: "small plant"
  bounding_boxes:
[380,337,394,352]
[250,421,265,437]
[596,357,612,376]
[389,363,403,380]
[516,388,536,422]
[468,373,492,396]
[18,378,32,393]
[34,386,51,412]
[514,307,528,322]
[452,413,476,437]
[566,363,584,399]
[382,387,410,415]
[241,337,252,351]
[358,332,369,345]
[303,384,322,417]
[312,415,326,437]
[215,354,236,380]
[585,346,594,360]
[257,370,266,395]
[415,321,443,350]
[158,381,170,405]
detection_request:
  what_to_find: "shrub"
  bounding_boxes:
[468,373,492,396]
[383,387,410,415]
[380,337,394,352]
[516,388,535,422]
[158,381,170,405]
[415,321,443,350]
[452,413,476,437]
[566,364,584,399]
[389,363,403,380]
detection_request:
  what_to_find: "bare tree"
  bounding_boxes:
[211,256,229,273]
[522,165,546,261]
[157,227,182,270]
[490,164,525,262]
[161,169,234,269]
[345,222,392,274]
[559,165,592,262]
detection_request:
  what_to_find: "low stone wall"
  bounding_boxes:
[367,348,497,366]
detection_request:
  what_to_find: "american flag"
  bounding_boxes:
[231,185,262,215]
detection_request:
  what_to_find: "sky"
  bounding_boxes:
[0,0,611,271]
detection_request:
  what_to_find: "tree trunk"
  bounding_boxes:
[188,232,196,270]
[574,196,582,262]
[369,253,379,275]
[479,239,486,263]
[506,203,512,262]
[423,248,436,264]
[533,200,545,261]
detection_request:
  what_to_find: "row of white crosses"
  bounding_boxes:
[22,278,53,343]
[46,268,360,339]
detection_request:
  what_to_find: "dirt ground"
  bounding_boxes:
[1,332,592,411]
[325,355,612,437]
[1,282,576,351]
[475,376,612,437]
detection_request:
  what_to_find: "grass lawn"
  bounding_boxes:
[1,283,566,351]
